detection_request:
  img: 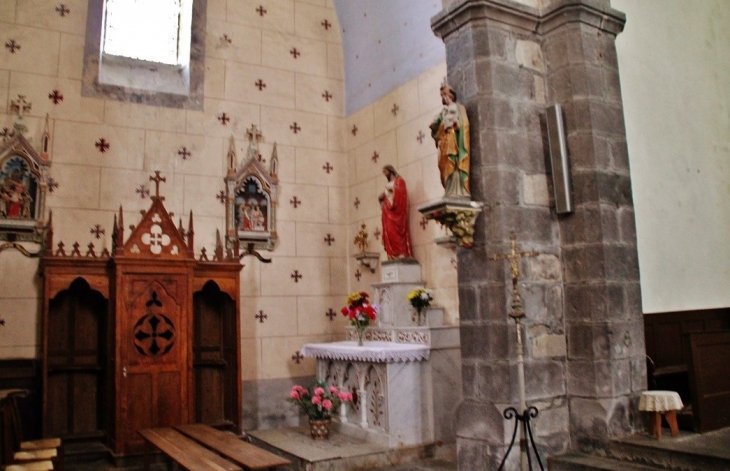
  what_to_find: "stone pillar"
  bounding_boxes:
[431,1,645,468]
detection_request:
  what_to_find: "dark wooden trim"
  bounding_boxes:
[644,307,730,373]
[0,359,40,393]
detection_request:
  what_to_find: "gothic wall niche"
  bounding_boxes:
[0,132,51,245]
[225,127,279,257]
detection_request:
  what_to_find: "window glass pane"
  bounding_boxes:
[104,0,181,65]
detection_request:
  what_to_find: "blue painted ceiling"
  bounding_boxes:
[333,0,446,115]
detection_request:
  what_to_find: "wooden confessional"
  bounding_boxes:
[40,180,243,456]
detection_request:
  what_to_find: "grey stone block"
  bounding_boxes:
[476,96,516,130]
[475,167,521,205]
[458,285,479,322]
[563,244,607,282]
[476,362,516,403]
[477,283,509,321]
[455,399,507,443]
[564,131,611,171]
[457,436,508,471]
[609,138,630,173]
[571,169,633,207]
[460,323,511,360]
[569,396,633,450]
[520,283,564,326]
[547,63,605,102]
[618,207,637,244]
[458,247,508,282]
[566,359,631,397]
[462,362,477,399]
[472,24,510,60]
[559,204,618,245]
[603,245,640,281]
[476,59,536,100]
[525,360,567,399]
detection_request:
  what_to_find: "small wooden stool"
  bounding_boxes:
[639,390,683,439]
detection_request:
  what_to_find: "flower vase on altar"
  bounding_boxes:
[341,291,378,346]
[309,418,331,439]
[407,288,433,327]
[355,325,366,346]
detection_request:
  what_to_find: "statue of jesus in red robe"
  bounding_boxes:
[378,165,413,260]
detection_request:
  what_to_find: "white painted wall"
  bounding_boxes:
[613,0,730,313]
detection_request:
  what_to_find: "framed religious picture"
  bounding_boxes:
[0,132,51,244]
[224,127,279,258]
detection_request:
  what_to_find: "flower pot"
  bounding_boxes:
[309,418,331,439]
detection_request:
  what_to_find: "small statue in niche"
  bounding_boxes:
[378,165,412,260]
[429,82,471,198]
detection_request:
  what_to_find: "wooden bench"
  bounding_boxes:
[138,428,243,471]
[176,424,290,471]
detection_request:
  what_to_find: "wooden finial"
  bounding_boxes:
[187,211,195,257]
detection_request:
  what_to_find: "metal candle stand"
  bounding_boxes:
[491,233,545,471]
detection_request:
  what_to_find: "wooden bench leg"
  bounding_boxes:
[666,410,679,437]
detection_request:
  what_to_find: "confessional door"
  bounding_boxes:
[113,275,191,455]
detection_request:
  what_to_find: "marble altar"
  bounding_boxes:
[300,261,462,448]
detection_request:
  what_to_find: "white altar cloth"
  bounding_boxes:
[301,341,429,363]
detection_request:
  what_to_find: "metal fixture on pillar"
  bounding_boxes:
[492,233,544,471]
[545,104,574,215]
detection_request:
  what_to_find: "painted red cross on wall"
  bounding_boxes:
[255,310,268,323]
[48,90,63,104]
[95,138,110,153]
[90,224,105,239]
[292,351,304,364]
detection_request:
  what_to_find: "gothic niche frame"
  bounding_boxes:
[224,126,279,260]
[0,130,51,246]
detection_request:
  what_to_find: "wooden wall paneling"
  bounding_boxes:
[686,331,730,432]
[40,259,110,440]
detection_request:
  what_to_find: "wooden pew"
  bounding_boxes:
[176,424,291,471]
[138,428,242,471]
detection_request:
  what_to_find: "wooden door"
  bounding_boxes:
[687,331,730,432]
[116,276,190,454]
[193,281,237,429]
[45,278,108,439]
